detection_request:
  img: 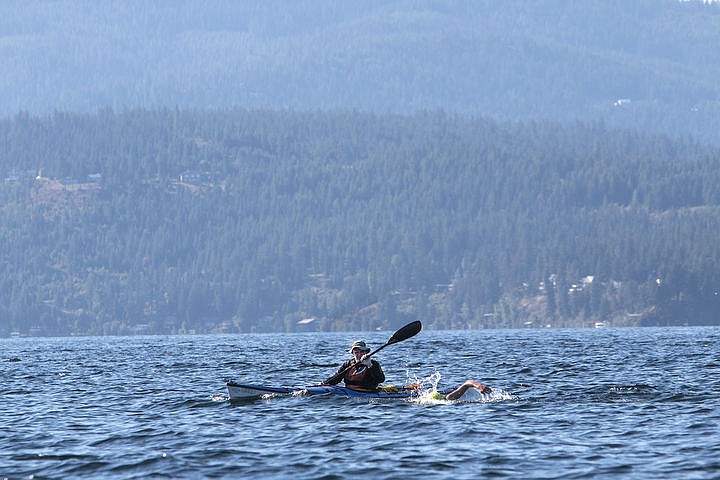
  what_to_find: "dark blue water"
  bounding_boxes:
[2,327,719,479]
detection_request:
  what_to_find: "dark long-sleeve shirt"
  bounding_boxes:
[322,359,385,390]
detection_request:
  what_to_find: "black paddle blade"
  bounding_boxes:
[387,320,422,345]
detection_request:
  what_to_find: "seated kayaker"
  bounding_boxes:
[320,340,385,391]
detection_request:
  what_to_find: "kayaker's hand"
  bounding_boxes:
[359,354,372,366]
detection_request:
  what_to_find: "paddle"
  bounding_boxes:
[334,320,423,377]
[367,320,422,358]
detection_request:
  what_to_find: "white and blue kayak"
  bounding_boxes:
[226,381,454,401]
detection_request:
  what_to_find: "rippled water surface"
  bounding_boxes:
[2,327,719,479]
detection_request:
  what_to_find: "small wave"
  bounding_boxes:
[11,452,89,461]
[175,397,227,408]
[62,460,111,475]
[609,384,657,393]
[5,389,32,395]
[456,354,484,360]
[604,384,665,402]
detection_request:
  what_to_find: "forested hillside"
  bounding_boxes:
[1,0,719,144]
[1,109,719,335]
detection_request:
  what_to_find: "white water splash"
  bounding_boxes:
[406,370,513,404]
[405,370,441,392]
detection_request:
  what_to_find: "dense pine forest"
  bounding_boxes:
[1,109,719,336]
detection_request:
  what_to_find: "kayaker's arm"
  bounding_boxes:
[366,360,385,387]
[320,360,352,385]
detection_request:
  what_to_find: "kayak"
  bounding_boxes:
[226,381,454,401]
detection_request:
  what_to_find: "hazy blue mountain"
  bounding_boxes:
[1,0,719,143]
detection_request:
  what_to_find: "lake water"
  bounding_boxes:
[2,327,719,479]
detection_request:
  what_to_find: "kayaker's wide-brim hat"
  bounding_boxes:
[348,340,371,353]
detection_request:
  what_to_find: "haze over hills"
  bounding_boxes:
[2,1,720,335]
[1,0,719,144]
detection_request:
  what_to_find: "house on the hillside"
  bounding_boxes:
[179,170,203,184]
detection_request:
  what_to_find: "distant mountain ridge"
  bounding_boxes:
[1,0,719,143]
